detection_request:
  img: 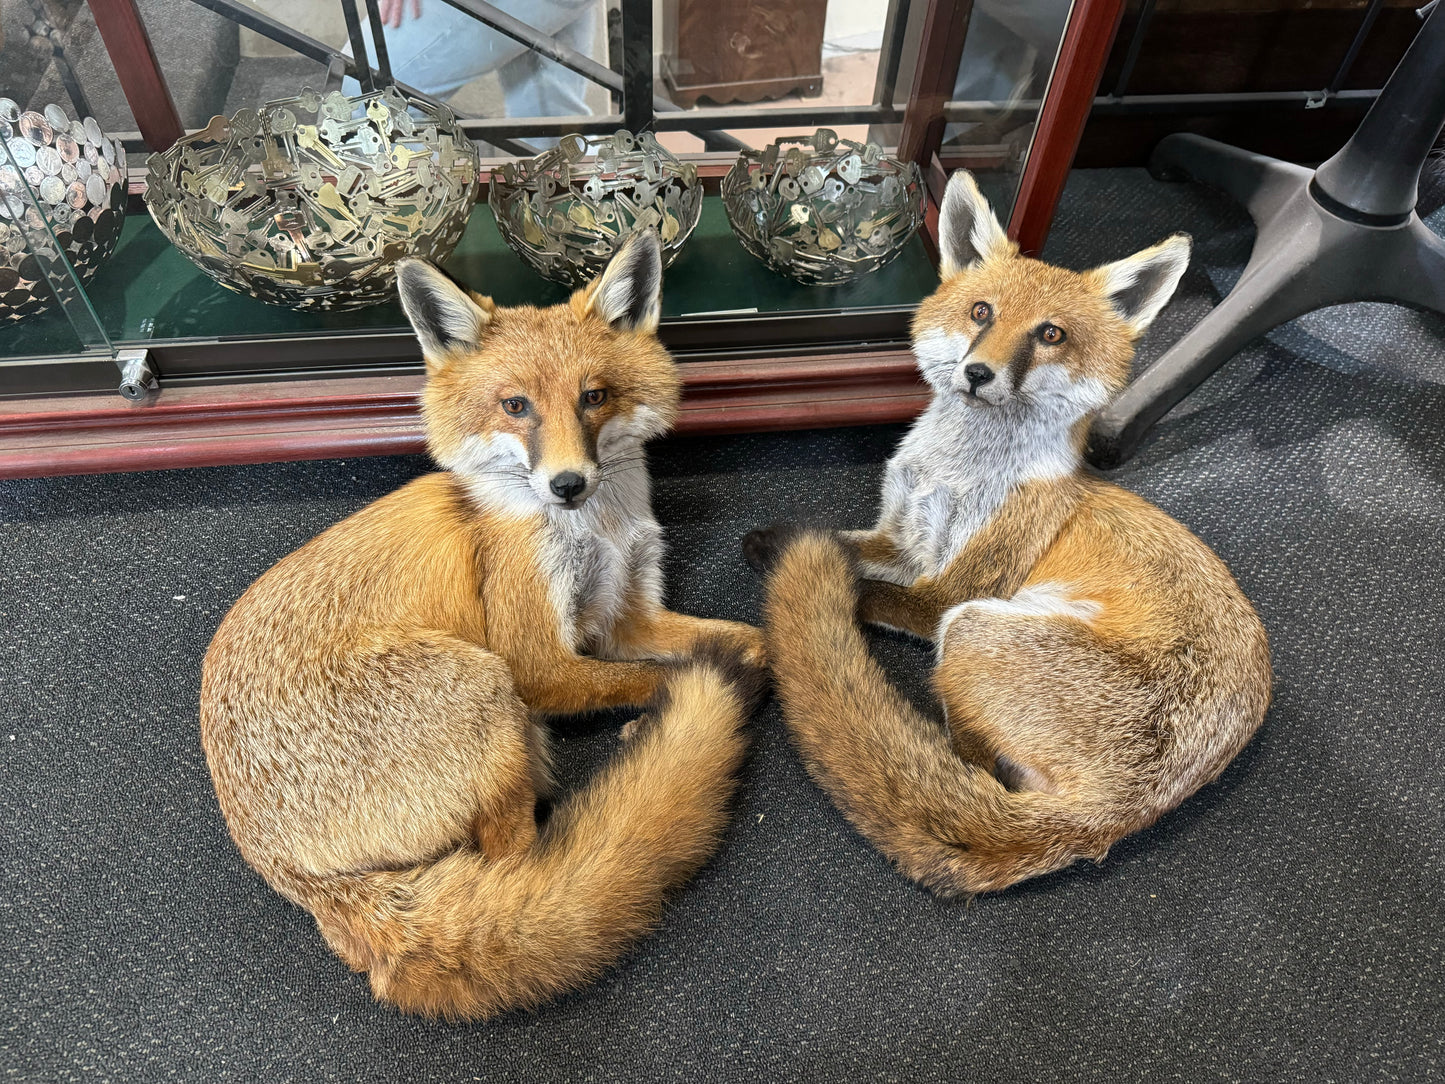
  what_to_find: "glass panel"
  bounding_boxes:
[942,0,1076,223]
[0,100,115,363]
[348,0,613,135]
[5,0,943,387]
[657,0,901,153]
[0,0,140,151]
[1111,0,1413,98]
[215,1,337,122]
[91,195,934,346]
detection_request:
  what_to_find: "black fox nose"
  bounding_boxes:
[549,472,587,501]
[964,363,995,391]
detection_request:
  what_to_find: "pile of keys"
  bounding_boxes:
[490,130,703,288]
[1,100,128,324]
[144,85,480,311]
[721,129,927,287]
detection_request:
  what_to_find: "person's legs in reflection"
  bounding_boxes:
[344,0,602,121]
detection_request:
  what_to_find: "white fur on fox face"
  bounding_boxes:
[915,325,1018,405]
[447,431,527,475]
[597,404,666,458]
[445,431,538,512]
[1020,363,1111,417]
[913,327,969,389]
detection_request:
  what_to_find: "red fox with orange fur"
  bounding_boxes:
[200,233,766,1020]
[746,170,1271,897]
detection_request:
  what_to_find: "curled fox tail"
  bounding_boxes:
[760,530,1104,898]
[315,646,763,1021]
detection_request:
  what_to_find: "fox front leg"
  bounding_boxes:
[858,476,1088,639]
[480,536,669,716]
[856,579,944,640]
[514,654,668,716]
[836,528,916,584]
[605,602,767,668]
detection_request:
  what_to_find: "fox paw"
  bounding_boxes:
[713,621,767,669]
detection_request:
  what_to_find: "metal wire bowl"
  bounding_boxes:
[721,129,927,286]
[1,100,127,325]
[489,130,702,287]
[144,86,480,311]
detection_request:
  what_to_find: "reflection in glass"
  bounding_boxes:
[346,0,607,122]
[944,0,1074,222]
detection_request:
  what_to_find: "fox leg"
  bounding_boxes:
[931,593,1132,796]
[857,579,945,640]
[479,528,671,716]
[857,477,1088,639]
[269,633,543,873]
[506,652,667,716]
[837,528,911,582]
[469,699,544,859]
[386,635,542,860]
[604,603,766,667]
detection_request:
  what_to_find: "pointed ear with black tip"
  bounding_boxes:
[586,229,662,333]
[395,259,494,373]
[1090,233,1192,338]
[938,169,1013,278]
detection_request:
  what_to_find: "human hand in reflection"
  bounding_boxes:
[379,0,423,28]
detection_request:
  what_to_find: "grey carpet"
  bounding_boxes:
[3,168,1443,1082]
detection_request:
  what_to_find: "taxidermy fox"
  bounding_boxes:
[200,232,766,1020]
[746,171,1271,897]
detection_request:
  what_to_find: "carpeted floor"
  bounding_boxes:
[3,168,1443,1082]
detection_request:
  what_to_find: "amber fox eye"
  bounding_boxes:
[501,397,528,416]
[582,388,608,407]
[971,301,992,324]
[1038,323,1066,345]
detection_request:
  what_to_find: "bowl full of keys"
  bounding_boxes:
[721,129,926,287]
[144,86,479,311]
[489,130,702,287]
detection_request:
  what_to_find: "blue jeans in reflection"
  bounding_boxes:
[344,0,602,120]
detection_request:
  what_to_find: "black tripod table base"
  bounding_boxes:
[1087,133,1445,469]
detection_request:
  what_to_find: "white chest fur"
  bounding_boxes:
[871,377,1089,582]
[448,409,669,652]
[533,468,663,649]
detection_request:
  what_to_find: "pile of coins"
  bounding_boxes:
[490,131,702,287]
[721,129,927,287]
[1,100,128,324]
[144,86,480,311]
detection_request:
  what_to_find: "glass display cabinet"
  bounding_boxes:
[0,0,1151,475]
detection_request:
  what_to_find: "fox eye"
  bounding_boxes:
[1038,323,1066,345]
[501,397,528,416]
[582,388,608,407]
[971,301,992,324]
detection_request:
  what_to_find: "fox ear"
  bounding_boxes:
[396,259,494,373]
[587,229,662,333]
[1092,233,1192,337]
[938,169,1012,277]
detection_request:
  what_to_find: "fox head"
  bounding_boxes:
[914,170,1191,419]
[396,231,679,511]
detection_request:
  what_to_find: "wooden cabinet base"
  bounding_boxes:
[0,352,927,479]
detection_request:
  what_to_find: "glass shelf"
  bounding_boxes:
[32,194,937,354]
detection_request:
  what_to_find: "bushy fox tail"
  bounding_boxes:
[316,648,762,1021]
[760,530,1106,897]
